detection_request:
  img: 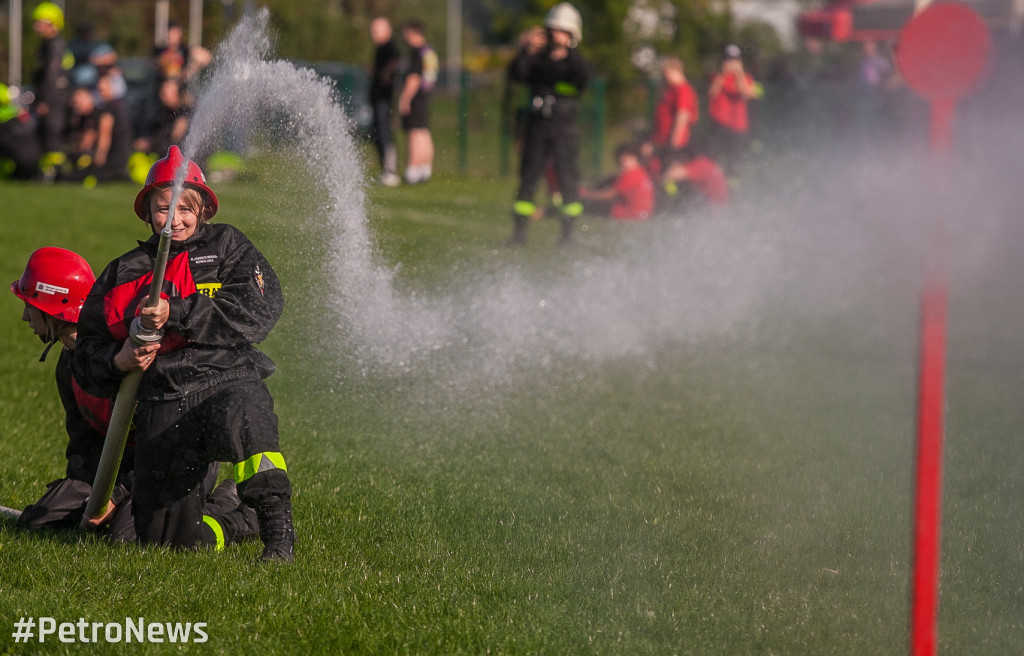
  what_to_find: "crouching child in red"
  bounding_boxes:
[579,142,656,222]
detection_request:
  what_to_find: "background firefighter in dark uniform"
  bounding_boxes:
[30,2,73,168]
[507,2,591,248]
[73,146,295,562]
[0,83,42,179]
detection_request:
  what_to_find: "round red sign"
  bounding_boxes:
[896,1,991,100]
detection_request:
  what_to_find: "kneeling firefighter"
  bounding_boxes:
[72,146,295,562]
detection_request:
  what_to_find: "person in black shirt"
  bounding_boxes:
[133,78,190,158]
[369,17,401,186]
[62,77,131,184]
[399,19,439,184]
[30,2,71,157]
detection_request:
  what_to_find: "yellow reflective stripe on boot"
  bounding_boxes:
[202,515,226,552]
[513,201,537,218]
[560,201,584,218]
[233,452,288,484]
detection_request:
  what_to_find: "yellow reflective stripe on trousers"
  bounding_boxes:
[233,451,288,484]
[560,201,584,218]
[202,515,225,552]
[553,82,579,97]
[513,201,536,218]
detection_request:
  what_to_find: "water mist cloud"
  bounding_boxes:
[184,11,1021,398]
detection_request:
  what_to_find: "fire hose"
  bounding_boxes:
[82,189,178,521]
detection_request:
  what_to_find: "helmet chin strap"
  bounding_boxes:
[38,337,59,363]
[37,321,76,362]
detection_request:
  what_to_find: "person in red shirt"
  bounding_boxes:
[663,153,730,207]
[708,44,758,175]
[580,143,655,221]
[652,55,699,164]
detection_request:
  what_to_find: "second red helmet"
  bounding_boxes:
[10,247,95,323]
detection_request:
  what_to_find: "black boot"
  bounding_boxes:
[205,479,241,515]
[202,502,260,550]
[220,504,260,544]
[257,498,296,562]
[557,215,574,248]
[505,214,528,247]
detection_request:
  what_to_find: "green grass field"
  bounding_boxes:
[0,139,1022,655]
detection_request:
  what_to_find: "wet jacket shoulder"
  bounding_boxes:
[73,222,284,402]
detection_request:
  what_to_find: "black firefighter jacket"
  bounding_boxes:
[73,222,284,403]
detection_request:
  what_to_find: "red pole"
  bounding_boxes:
[929,99,956,155]
[910,277,947,656]
[896,6,990,653]
[909,91,954,656]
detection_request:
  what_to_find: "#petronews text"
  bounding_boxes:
[11,616,208,644]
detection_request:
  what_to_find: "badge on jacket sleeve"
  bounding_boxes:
[254,265,266,295]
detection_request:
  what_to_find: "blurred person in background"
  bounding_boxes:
[89,43,127,100]
[504,26,561,220]
[67,22,99,67]
[31,2,73,171]
[62,74,131,185]
[506,2,591,247]
[0,83,42,179]
[133,78,190,158]
[399,19,438,184]
[708,44,759,177]
[652,55,699,167]
[369,17,401,187]
[152,20,211,96]
[578,142,655,222]
[661,151,731,208]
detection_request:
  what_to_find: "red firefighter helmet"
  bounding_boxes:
[133,145,219,220]
[10,247,95,322]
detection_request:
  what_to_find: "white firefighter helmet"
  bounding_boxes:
[545,2,583,42]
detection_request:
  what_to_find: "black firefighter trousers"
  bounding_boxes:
[513,112,582,245]
[132,379,292,549]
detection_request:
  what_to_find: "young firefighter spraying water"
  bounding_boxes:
[10,245,263,549]
[73,146,296,562]
[506,2,591,247]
